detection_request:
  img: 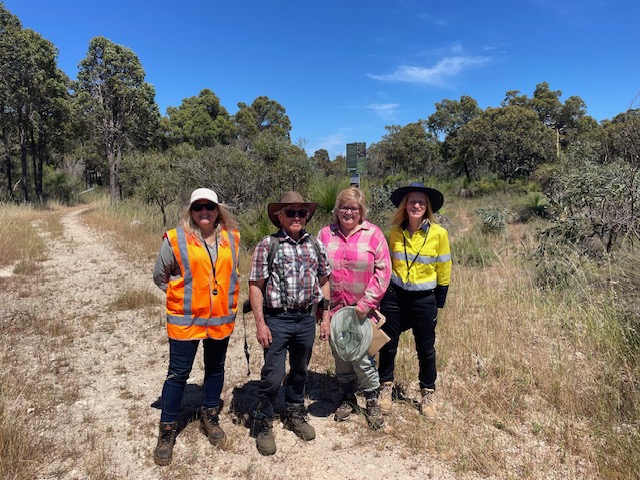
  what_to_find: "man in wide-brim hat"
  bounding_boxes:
[248,191,331,456]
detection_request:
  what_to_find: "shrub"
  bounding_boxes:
[477,206,508,234]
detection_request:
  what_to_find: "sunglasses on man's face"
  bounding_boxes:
[191,202,217,212]
[283,209,308,218]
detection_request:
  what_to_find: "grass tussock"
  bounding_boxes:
[0,203,47,269]
[111,287,161,311]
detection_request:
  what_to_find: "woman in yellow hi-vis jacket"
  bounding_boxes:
[378,182,451,419]
[152,188,240,466]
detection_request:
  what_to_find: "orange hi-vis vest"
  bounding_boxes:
[164,226,240,341]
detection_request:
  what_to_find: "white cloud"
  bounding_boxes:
[368,56,490,86]
[307,132,348,158]
[366,103,400,121]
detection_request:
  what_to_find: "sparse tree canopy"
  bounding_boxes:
[76,36,160,203]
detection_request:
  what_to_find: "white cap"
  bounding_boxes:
[189,188,219,206]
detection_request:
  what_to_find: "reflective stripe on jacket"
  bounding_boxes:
[165,226,240,340]
[388,222,451,292]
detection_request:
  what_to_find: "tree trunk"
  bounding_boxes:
[2,126,13,200]
[19,126,29,202]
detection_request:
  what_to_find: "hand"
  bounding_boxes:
[319,312,331,341]
[255,322,272,349]
[354,306,367,320]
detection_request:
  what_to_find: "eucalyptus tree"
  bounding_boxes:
[76,36,160,203]
[165,88,236,148]
[235,96,291,146]
[448,105,556,181]
[427,95,482,137]
[502,82,588,156]
[377,121,441,177]
[0,5,69,202]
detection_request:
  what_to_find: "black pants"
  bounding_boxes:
[257,310,316,417]
[378,284,438,390]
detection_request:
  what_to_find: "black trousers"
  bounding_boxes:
[378,283,438,390]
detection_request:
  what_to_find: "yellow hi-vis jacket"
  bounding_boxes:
[388,221,451,293]
[165,226,240,340]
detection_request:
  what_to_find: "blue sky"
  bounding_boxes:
[4,0,640,158]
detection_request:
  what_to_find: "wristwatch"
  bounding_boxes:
[320,298,331,310]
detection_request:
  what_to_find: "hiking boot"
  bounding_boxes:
[200,406,226,446]
[153,421,177,466]
[420,388,437,419]
[334,393,358,422]
[378,382,393,415]
[255,414,277,456]
[283,404,316,441]
[365,397,385,430]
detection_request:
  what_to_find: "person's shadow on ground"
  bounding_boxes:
[228,371,341,437]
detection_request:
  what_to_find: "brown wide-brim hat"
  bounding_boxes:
[390,181,444,213]
[268,191,318,228]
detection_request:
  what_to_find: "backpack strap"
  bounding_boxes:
[265,233,323,307]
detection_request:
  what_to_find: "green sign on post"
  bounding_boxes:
[346,142,366,174]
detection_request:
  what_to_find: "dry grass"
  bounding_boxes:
[2,197,638,479]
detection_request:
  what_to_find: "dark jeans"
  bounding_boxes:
[257,311,316,418]
[379,284,438,390]
[160,337,230,423]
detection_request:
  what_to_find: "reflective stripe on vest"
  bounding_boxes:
[165,227,239,340]
[388,223,451,292]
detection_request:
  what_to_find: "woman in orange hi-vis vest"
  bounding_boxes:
[152,188,240,466]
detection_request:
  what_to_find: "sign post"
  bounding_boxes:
[346,142,366,187]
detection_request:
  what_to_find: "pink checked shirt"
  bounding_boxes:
[317,220,391,316]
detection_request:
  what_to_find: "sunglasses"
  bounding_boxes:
[191,202,217,212]
[283,209,308,218]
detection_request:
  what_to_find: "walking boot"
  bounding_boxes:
[254,413,277,456]
[200,406,226,446]
[334,393,358,422]
[420,388,437,419]
[283,404,316,441]
[365,396,385,430]
[153,421,177,466]
[378,381,393,415]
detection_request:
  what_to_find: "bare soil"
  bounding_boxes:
[3,206,485,480]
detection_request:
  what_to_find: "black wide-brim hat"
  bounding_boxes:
[390,182,444,213]
[267,191,318,228]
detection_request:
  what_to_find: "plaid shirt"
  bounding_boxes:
[249,229,331,309]
[317,220,391,315]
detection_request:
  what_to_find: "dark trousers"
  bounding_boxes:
[160,337,230,423]
[257,311,316,418]
[379,284,438,390]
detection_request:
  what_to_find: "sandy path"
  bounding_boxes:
[28,207,469,480]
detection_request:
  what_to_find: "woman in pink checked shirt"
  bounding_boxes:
[318,186,391,429]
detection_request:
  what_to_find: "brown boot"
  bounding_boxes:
[365,397,385,430]
[153,421,177,466]
[283,404,316,441]
[334,393,358,422]
[254,413,277,456]
[200,406,226,446]
[420,388,437,419]
[378,382,393,415]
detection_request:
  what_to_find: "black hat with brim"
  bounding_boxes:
[390,182,444,213]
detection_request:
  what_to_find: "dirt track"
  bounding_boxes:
[21,207,469,480]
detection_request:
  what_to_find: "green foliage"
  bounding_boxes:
[238,204,275,249]
[541,160,640,256]
[523,192,549,218]
[42,165,83,205]
[164,89,236,148]
[477,205,508,234]
[308,177,350,215]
